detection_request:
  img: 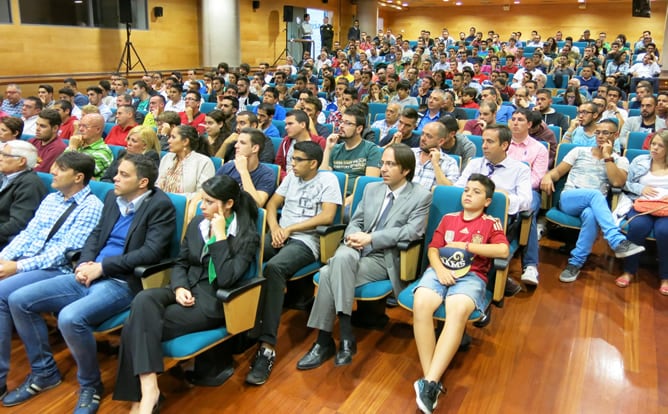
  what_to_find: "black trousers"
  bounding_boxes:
[112,287,224,402]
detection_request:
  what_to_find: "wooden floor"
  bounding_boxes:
[4,234,668,414]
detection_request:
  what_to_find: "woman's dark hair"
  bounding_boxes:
[205,109,226,154]
[201,175,258,253]
[1,117,24,138]
[564,86,583,106]
[176,125,209,156]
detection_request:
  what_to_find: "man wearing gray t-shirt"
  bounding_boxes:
[246,140,342,386]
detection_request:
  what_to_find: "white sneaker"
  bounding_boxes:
[521,265,539,286]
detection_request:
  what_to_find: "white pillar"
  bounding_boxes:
[357,0,378,38]
[201,0,240,67]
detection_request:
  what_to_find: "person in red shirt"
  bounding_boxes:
[179,91,206,134]
[412,174,509,413]
[501,55,519,75]
[459,87,480,109]
[105,105,137,147]
[54,100,77,139]
[29,109,66,173]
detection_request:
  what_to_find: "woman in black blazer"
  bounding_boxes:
[112,175,259,413]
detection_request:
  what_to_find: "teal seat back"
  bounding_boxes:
[350,176,383,214]
[88,180,115,202]
[103,122,115,138]
[261,162,280,186]
[109,145,125,160]
[628,131,649,150]
[166,193,188,258]
[548,125,562,141]
[329,171,348,224]
[462,108,478,119]
[469,134,483,158]
[200,102,216,114]
[211,156,223,171]
[552,104,578,121]
[270,137,283,159]
[37,172,55,193]
[368,103,387,124]
[625,149,649,163]
[272,120,286,138]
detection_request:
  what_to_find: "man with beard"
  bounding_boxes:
[411,121,460,189]
[322,105,381,204]
[563,101,601,146]
[619,96,666,149]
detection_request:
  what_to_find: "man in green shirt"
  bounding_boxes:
[65,113,113,179]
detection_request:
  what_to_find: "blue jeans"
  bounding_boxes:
[522,191,542,268]
[623,209,668,279]
[0,269,64,387]
[8,273,134,388]
[559,189,627,267]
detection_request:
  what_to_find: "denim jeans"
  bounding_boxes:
[8,273,134,388]
[623,209,668,279]
[559,189,627,267]
[522,191,542,268]
[0,269,64,387]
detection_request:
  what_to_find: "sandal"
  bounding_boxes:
[615,274,633,288]
[660,284,668,296]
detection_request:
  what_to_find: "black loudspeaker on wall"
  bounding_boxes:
[283,5,293,22]
[119,0,132,23]
[153,6,163,17]
[632,0,651,17]
[252,0,260,10]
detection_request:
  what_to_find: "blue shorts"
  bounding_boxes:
[414,267,487,313]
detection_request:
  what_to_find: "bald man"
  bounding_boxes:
[65,113,113,179]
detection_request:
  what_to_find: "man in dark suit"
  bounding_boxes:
[4,153,176,414]
[297,143,432,370]
[0,140,47,249]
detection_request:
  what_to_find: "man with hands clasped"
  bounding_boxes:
[540,118,645,283]
[412,121,460,189]
[246,141,342,386]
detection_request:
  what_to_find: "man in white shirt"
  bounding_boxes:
[20,97,42,136]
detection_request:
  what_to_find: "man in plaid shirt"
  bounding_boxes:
[0,152,103,398]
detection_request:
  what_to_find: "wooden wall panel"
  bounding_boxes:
[0,0,200,77]
[379,2,667,52]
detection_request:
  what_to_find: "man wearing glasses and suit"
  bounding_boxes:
[297,143,432,370]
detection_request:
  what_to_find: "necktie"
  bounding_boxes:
[375,192,395,231]
[486,162,505,177]
[361,193,395,257]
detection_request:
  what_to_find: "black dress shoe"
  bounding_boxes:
[504,276,522,297]
[296,341,336,370]
[334,339,357,366]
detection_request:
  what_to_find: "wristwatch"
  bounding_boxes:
[604,157,614,163]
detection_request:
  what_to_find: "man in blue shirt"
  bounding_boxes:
[1,84,23,118]
[0,152,103,402]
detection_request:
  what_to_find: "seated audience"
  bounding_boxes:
[616,131,668,293]
[216,127,277,207]
[105,105,138,147]
[157,125,215,197]
[28,109,67,173]
[413,174,508,414]
[0,140,47,249]
[65,113,113,179]
[101,125,161,183]
[4,153,175,413]
[297,143,430,370]
[412,121,460,189]
[379,107,420,148]
[540,119,645,283]
[112,176,259,413]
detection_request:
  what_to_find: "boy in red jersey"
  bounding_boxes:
[413,174,509,414]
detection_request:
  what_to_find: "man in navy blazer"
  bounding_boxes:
[4,153,176,414]
[298,143,432,370]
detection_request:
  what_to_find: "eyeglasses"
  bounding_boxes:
[593,130,614,136]
[292,156,312,163]
[341,121,357,127]
[577,110,595,116]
